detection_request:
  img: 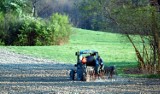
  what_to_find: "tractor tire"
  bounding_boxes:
[82,73,87,81]
[69,69,75,80]
[77,68,83,81]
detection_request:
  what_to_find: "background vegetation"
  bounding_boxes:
[0,0,160,75]
[77,0,160,74]
[0,0,71,46]
[4,28,137,75]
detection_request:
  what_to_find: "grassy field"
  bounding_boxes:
[2,28,140,74]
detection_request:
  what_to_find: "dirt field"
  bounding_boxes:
[0,48,160,94]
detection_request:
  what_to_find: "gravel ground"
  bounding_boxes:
[0,48,160,94]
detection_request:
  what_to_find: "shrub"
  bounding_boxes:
[48,13,71,45]
[13,16,49,46]
[18,16,44,46]
[0,12,5,45]
[4,13,71,46]
[0,13,19,45]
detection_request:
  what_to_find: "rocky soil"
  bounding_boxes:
[0,48,160,94]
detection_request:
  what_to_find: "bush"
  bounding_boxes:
[48,13,71,45]
[0,13,18,45]
[17,16,47,46]
[3,13,71,46]
[0,12,5,45]
[6,16,49,46]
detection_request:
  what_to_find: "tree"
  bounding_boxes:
[78,0,160,74]
[108,0,160,74]
[78,0,110,30]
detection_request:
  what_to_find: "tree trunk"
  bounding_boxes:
[126,34,145,71]
[151,11,160,73]
[158,44,160,73]
[32,0,37,17]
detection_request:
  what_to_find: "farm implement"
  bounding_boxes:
[69,50,115,81]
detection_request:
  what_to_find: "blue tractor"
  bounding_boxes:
[69,50,102,81]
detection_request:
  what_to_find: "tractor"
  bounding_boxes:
[69,50,105,81]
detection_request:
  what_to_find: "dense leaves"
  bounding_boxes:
[0,0,71,46]
[2,14,71,46]
[49,13,71,45]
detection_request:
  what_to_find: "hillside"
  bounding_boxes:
[4,28,137,68]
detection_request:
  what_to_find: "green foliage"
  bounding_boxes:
[16,16,46,46]
[6,16,47,45]
[0,0,72,46]
[2,13,71,46]
[78,0,108,30]
[0,12,5,44]
[112,5,155,35]
[0,13,19,45]
[0,0,27,16]
[49,13,71,45]
[109,1,160,73]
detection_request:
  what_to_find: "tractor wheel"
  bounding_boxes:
[77,68,83,81]
[82,73,87,81]
[69,69,75,80]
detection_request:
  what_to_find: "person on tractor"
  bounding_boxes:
[85,53,96,66]
[97,55,104,71]
[81,57,87,64]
